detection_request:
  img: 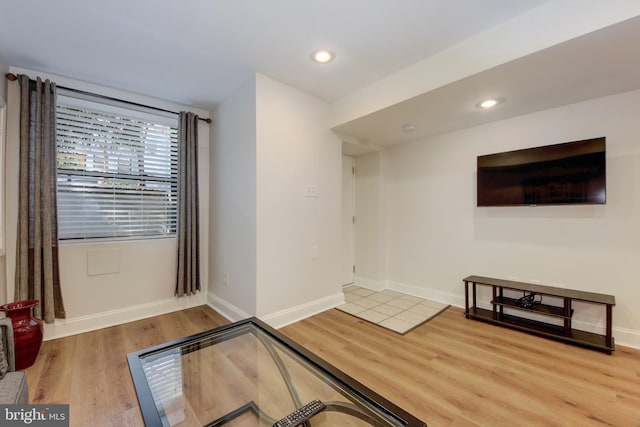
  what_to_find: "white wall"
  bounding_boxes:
[208,74,344,327]
[354,151,386,287]
[210,76,257,318]
[255,74,343,323]
[356,89,640,347]
[4,68,211,339]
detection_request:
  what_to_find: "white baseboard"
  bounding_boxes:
[41,282,640,351]
[612,325,640,349]
[385,279,465,308]
[206,292,251,322]
[359,276,640,350]
[42,292,207,341]
[570,319,640,349]
[260,292,345,329]
[355,277,464,308]
[353,276,386,291]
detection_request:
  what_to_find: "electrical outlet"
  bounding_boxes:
[310,245,319,259]
[222,272,230,287]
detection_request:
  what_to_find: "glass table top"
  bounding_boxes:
[128,318,426,427]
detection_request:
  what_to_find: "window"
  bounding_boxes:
[56,94,179,240]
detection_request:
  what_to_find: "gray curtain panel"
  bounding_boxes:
[15,75,66,322]
[176,112,200,296]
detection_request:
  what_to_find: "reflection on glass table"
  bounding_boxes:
[128,317,427,426]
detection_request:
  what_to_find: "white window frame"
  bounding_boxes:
[56,93,179,242]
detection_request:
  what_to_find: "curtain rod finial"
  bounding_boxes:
[204,118,212,124]
[6,72,17,81]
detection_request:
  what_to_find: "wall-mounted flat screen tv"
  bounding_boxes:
[477,137,606,206]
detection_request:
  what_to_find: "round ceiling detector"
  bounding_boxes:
[312,49,335,64]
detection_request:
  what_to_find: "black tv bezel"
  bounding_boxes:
[476,137,606,207]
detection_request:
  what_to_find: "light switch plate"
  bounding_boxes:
[305,185,319,198]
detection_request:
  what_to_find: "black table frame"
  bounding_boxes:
[128,317,427,427]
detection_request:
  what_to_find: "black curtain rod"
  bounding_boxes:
[5,72,211,124]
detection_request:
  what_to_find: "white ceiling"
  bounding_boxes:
[0,0,548,110]
[2,1,639,151]
[334,14,640,147]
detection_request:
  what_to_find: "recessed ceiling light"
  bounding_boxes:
[311,49,335,64]
[402,124,416,133]
[477,98,502,109]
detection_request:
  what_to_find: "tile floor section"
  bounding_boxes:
[337,285,450,334]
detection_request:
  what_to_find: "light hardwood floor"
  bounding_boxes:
[26,305,640,426]
[26,306,230,426]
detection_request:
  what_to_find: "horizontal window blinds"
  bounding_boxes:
[56,96,179,240]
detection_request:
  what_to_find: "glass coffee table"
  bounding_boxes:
[128,317,427,426]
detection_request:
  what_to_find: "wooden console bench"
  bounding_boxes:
[463,275,615,354]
